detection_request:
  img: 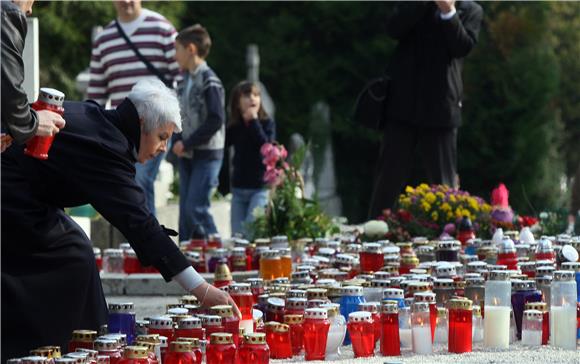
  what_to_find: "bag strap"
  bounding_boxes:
[114,20,172,87]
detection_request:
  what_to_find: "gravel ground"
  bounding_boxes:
[107,296,579,364]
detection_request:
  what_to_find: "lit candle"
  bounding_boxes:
[484,271,512,349]
[550,270,577,350]
[411,302,432,354]
[398,306,412,348]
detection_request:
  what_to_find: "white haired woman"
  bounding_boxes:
[1,79,238,358]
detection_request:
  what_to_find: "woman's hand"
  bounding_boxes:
[172,140,185,157]
[191,282,242,318]
[242,107,259,123]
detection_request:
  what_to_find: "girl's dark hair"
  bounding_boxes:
[228,81,268,127]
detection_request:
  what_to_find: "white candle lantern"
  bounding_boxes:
[521,309,542,346]
[550,270,577,350]
[484,270,511,349]
[411,302,432,354]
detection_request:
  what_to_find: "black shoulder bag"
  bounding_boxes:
[353,75,390,130]
[114,20,173,87]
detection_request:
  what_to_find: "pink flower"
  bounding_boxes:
[263,145,281,167]
[260,143,274,157]
[264,168,283,186]
[279,145,288,160]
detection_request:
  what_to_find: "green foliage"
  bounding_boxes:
[33,2,578,223]
[249,145,339,241]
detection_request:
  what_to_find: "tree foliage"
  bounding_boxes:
[32,1,578,222]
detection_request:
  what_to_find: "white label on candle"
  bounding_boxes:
[484,306,511,349]
[412,326,433,354]
[400,328,412,348]
[550,306,577,350]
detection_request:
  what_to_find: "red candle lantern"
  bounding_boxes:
[284,315,304,356]
[212,305,240,347]
[238,333,269,364]
[380,301,401,356]
[285,298,307,316]
[535,238,555,262]
[496,238,518,271]
[214,263,233,288]
[448,298,473,353]
[117,346,149,364]
[247,278,265,302]
[123,249,140,274]
[457,216,476,247]
[175,317,204,341]
[302,308,330,361]
[265,297,285,323]
[347,311,375,358]
[358,302,381,344]
[229,283,254,321]
[25,88,65,159]
[264,323,292,359]
[231,247,250,272]
[202,315,225,339]
[399,255,419,275]
[206,333,236,364]
[148,317,174,345]
[360,243,384,273]
[69,330,97,352]
[163,341,197,364]
[94,339,122,364]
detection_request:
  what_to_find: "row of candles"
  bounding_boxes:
[15,230,580,364]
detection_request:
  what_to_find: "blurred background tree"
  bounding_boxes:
[33,1,579,223]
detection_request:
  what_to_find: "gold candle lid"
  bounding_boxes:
[71,330,98,343]
[35,347,61,359]
[136,334,160,343]
[133,342,156,352]
[210,333,233,345]
[448,298,473,311]
[524,302,547,312]
[211,304,234,318]
[244,332,266,344]
[284,314,304,324]
[272,323,290,333]
[381,301,399,314]
[180,295,199,305]
[174,337,200,348]
[123,346,149,359]
[306,288,328,300]
[169,341,192,353]
[215,263,233,281]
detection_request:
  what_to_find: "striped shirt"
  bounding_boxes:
[87,9,180,107]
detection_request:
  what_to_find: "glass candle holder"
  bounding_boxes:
[339,286,365,345]
[398,306,412,349]
[358,302,381,345]
[380,301,401,356]
[383,288,405,309]
[259,250,283,281]
[231,247,249,272]
[25,88,65,159]
[435,241,460,262]
[267,323,292,359]
[524,302,548,345]
[284,315,304,356]
[360,243,384,273]
[464,276,485,310]
[103,249,124,274]
[521,310,543,347]
[134,337,161,364]
[561,262,580,340]
[148,317,174,345]
[303,308,330,361]
[164,341,197,364]
[413,292,436,343]
[535,238,555,262]
[400,255,419,274]
[175,317,204,340]
[238,333,269,364]
[550,270,577,350]
[206,333,236,364]
[265,297,285,323]
[202,315,225,340]
[364,280,390,303]
[279,248,293,278]
[116,347,149,364]
[484,270,512,349]
[347,311,375,358]
[108,303,136,345]
[212,305,240,347]
[68,330,97,352]
[229,283,254,321]
[536,275,553,307]
[510,280,542,340]
[434,307,448,344]
[497,238,518,270]
[411,302,432,354]
[94,339,122,364]
[472,305,484,343]
[433,279,455,308]
[448,298,473,353]
[319,304,346,360]
[285,298,307,316]
[123,249,140,274]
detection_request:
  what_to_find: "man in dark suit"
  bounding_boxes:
[1,79,238,359]
[369,0,483,218]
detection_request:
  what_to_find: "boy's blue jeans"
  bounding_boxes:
[178,157,222,241]
[135,151,166,216]
[230,187,269,238]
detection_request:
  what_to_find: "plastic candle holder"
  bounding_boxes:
[319,304,346,360]
[550,270,577,350]
[484,271,511,349]
[108,303,136,345]
[521,310,543,347]
[284,315,304,356]
[238,333,269,364]
[411,302,432,354]
[68,330,98,352]
[448,298,473,353]
[303,308,330,361]
[206,333,236,364]
[380,301,401,356]
[348,311,375,358]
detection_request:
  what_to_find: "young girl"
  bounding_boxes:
[226,81,276,237]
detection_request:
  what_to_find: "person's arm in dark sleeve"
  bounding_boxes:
[439,3,484,58]
[225,123,239,148]
[182,83,225,150]
[74,153,190,281]
[386,1,429,40]
[247,118,275,146]
[1,6,38,144]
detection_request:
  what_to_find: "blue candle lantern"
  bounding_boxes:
[339,286,365,345]
[108,302,136,344]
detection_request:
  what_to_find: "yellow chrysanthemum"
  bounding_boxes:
[431,211,439,221]
[418,183,429,191]
[441,202,451,212]
[436,191,445,200]
[449,195,457,203]
[405,186,415,194]
[421,201,431,212]
[425,192,436,205]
